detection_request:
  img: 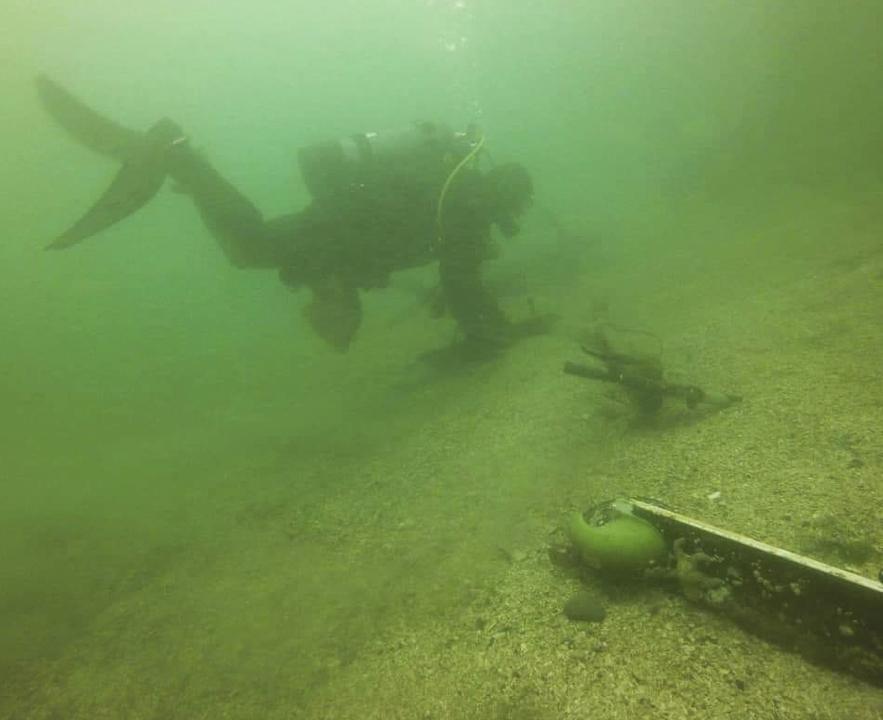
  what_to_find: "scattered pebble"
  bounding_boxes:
[563,591,606,623]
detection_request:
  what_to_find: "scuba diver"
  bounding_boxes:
[35,75,549,357]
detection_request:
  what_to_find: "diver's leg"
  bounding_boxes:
[301,277,363,352]
[166,143,290,269]
[271,215,363,352]
[170,148,366,351]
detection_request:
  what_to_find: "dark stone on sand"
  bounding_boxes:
[563,591,606,623]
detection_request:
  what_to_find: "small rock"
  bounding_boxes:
[563,591,606,623]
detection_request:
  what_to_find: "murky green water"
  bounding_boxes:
[2,2,882,717]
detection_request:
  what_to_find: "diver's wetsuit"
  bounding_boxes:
[35,75,537,355]
[166,136,514,352]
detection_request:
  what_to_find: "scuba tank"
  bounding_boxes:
[297,121,479,203]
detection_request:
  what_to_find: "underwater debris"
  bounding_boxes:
[563,498,883,686]
[567,499,667,575]
[628,499,882,687]
[563,324,741,417]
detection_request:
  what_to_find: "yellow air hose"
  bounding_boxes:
[434,133,486,250]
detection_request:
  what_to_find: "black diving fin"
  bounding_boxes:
[46,117,184,250]
[36,75,185,250]
[36,74,143,162]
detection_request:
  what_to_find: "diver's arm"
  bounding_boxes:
[167,142,289,269]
